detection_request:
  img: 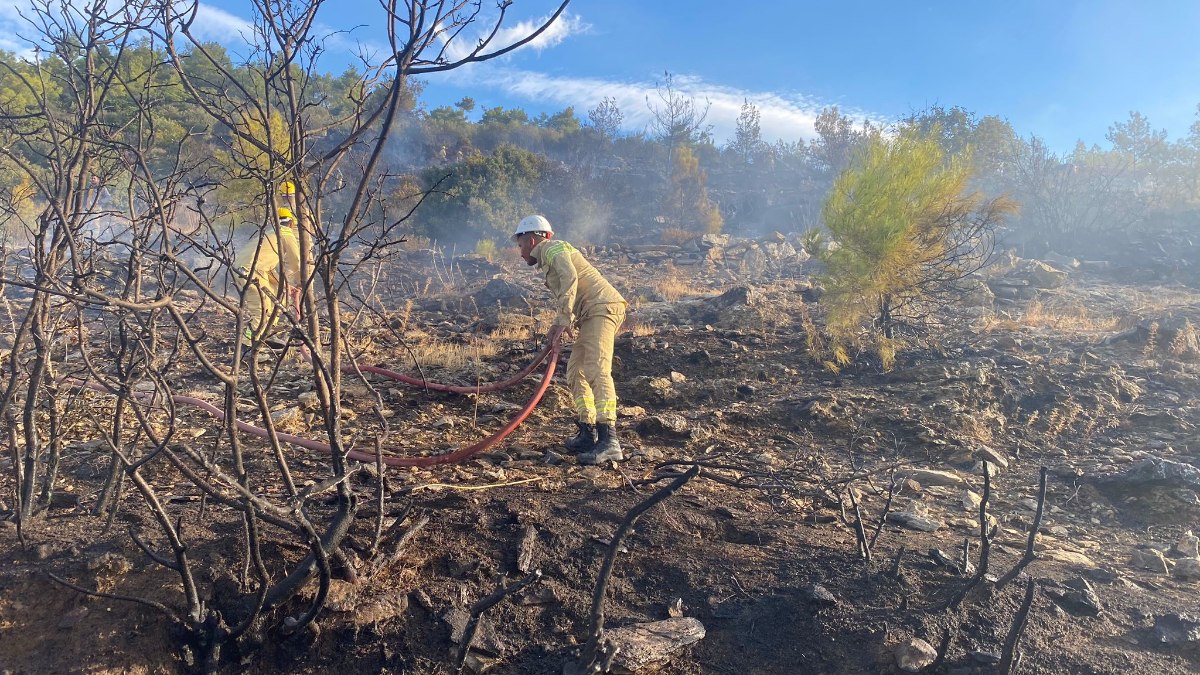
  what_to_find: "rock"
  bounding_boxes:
[893,637,937,673]
[1101,316,1200,360]
[969,650,1002,665]
[800,583,838,606]
[87,552,133,576]
[1017,497,1041,511]
[356,592,409,624]
[707,285,756,310]
[298,391,321,410]
[432,416,455,430]
[1098,458,1200,518]
[961,490,982,512]
[634,414,691,440]
[1131,548,1171,574]
[629,244,681,254]
[886,510,943,532]
[1017,260,1068,288]
[1041,549,1097,568]
[1155,613,1200,645]
[443,608,505,656]
[1173,558,1200,581]
[988,279,1038,300]
[605,617,706,674]
[889,359,996,385]
[617,405,647,418]
[931,548,974,575]
[1077,259,1110,272]
[50,492,79,510]
[669,371,687,383]
[973,445,1011,471]
[473,278,529,308]
[515,525,537,574]
[957,274,995,307]
[800,283,824,302]
[1047,578,1102,616]
[270,406,304,428]
[1084,567,1121,584]
[1174,531,1200,558]
[894,468,967,488]
[764,241,798,260]
[787,395,845,429]
[520,586,560,605]
[628,376,676,404]
[667,597,685,618]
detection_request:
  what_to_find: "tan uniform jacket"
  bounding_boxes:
[278,226,301,285]
[533,239,625,327]
[234,225,300,288]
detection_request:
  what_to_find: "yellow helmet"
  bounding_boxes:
[279,181,296,196]
[277,206,296,223]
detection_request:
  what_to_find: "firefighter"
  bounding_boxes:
[278,180,311,305]
[235,207,301,348]
[513,214,627,464]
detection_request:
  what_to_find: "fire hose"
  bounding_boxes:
[69,336,562,468]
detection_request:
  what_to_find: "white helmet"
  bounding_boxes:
[513,214,553,238]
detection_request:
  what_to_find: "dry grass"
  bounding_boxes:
[1128,286,1200,315]
[980,297,1121,333]
[396,299,414,332]
[489,312,535,341]
[654,277,694,302]
[624,318,657,337]
[653,263,707,302]
[401,329,500,369]
[660,227,696,245]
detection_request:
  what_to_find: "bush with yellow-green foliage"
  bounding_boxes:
[663,145,722,236]
[818,128,1016,370]
[473,238,498,260]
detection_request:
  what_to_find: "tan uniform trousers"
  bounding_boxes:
[567,302,625,424]
[235,227,299,346]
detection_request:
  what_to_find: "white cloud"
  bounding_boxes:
[442,11,588,64]
[471,68,886,145]
[0,0,252,55]
[188,2,253,43]
[492,12,587,53]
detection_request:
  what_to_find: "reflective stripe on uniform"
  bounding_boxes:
[540,240,575,265]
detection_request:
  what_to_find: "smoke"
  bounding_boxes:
[452,67,886,146]
[559,196,612,245]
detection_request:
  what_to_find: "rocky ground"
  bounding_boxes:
[2,233,1200,674]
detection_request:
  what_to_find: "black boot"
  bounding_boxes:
[565,421,597,453]
[579,423,623,464]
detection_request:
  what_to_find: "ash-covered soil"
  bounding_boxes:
[3,239,1200,674]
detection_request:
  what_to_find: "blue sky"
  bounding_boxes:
[1,0,1197,153]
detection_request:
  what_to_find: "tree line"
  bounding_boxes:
[3,39,1198,256]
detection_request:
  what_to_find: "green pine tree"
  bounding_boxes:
[819,129,1016,369]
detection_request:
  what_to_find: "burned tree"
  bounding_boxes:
[0,0,572,666]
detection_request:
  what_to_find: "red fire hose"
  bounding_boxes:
[69,337,562,467]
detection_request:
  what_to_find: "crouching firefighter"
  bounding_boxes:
[513,215,627,464]
[235,207,302,349]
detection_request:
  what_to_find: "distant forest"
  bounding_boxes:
[1,42,1195,258]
